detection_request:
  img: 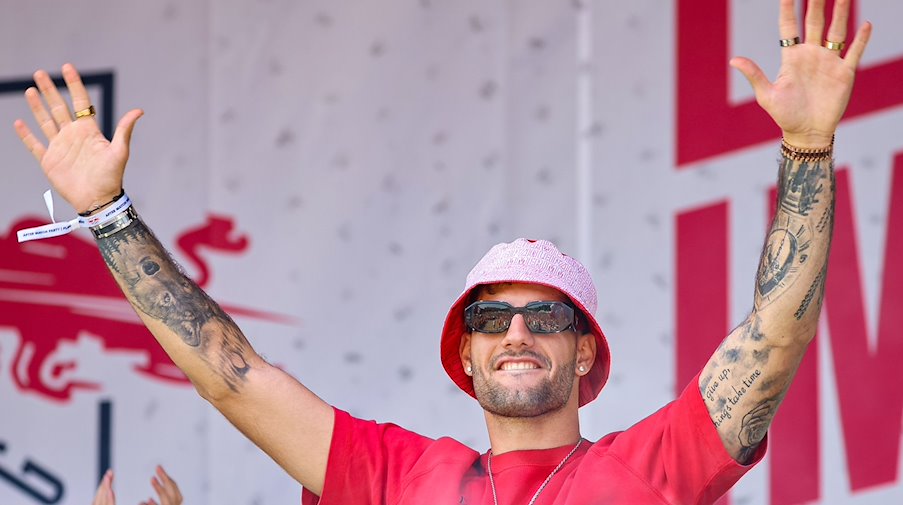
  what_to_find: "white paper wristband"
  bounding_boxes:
[17,191,133,243]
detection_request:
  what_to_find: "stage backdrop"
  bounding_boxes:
[1,1,902,504]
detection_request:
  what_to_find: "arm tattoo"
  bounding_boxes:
[702,153,835,463]
[702,322,784,463]
[794,262,828,320]
[737,399,778,463]
[755,156,834,315]
[98,218,251,392]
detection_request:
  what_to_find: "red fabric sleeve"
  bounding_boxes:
[301,408,440,505]
[599,372,766,505]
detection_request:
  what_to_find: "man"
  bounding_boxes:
[13,0,870,502]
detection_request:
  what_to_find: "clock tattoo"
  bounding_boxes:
[757,217,817,310]
[756,155,832,311]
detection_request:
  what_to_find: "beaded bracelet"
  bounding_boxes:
[781,136,834,162]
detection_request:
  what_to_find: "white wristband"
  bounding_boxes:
[17,191,133,243]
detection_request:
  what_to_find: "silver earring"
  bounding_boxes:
[466,365,472,375]
[578,365,586,373]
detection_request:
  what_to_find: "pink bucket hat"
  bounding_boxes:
[440,238,611,407]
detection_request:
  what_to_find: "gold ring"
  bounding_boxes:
[74,105,96,120]
[779,36,802,47]
[824,40,845,51]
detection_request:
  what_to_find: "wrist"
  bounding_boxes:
[781,136,834,163]
[78,189,125,217]
[17,191,134,243]
[91,205,138,239]
[780,131,834,150]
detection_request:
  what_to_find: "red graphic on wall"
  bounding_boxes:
[677,0,903,166]
[0,215,296,402]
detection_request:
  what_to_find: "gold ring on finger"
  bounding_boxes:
[74,105,96,120]
[824,40,845,51]
[779,36,801,47]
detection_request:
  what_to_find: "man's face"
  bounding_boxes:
[460,283,594,418]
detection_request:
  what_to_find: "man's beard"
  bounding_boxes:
[472,352,577,418]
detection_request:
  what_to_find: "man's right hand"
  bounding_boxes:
[18,63,334,495]
[13,63,142,214]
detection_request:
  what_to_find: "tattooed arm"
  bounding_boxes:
[14,65,333,494]
[699,153,833,463]
[96,218,334,491]
[697,0,871,463]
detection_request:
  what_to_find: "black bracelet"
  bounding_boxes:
[78,189,126,217]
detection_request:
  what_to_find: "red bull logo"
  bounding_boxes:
[0,214,296,402]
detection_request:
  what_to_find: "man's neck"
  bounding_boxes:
[484,404,582,455]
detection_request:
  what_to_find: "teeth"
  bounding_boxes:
[500,362,539,371]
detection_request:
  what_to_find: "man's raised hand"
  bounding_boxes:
[13,63,142,214]
[730,0,872,148]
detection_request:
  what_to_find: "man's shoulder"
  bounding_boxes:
[336,408,479,458]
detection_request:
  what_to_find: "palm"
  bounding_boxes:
[14,64,141,214]
[765,46,856,137]
[730,0,871,147]
[40,120,126,210]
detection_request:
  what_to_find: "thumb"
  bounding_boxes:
[729,57,771,96]
[111,108,144,152]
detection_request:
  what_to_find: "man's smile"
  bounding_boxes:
[499,361,541,371]
[492,353,548,373]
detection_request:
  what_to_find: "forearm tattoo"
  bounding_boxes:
[98,218,251,392]
[701,153,834,463]
[756,156,834,313]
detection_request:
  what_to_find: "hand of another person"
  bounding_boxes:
[91,467,183,505]
[730,0,872,147]
[91,470,115,505]
[13,63,143,214]
[140,466,183,505]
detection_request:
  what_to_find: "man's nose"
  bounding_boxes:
[501,314,535,347]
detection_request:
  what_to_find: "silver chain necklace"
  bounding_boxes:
[487,438,583,505]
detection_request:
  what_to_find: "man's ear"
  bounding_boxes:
[576,331,596,375]
[459,332,473,375]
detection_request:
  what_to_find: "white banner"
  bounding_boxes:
[1,1,901,504]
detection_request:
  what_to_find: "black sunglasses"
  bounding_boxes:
[464,301,578,334]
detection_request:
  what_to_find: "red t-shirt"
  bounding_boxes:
[302,375,765,504]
